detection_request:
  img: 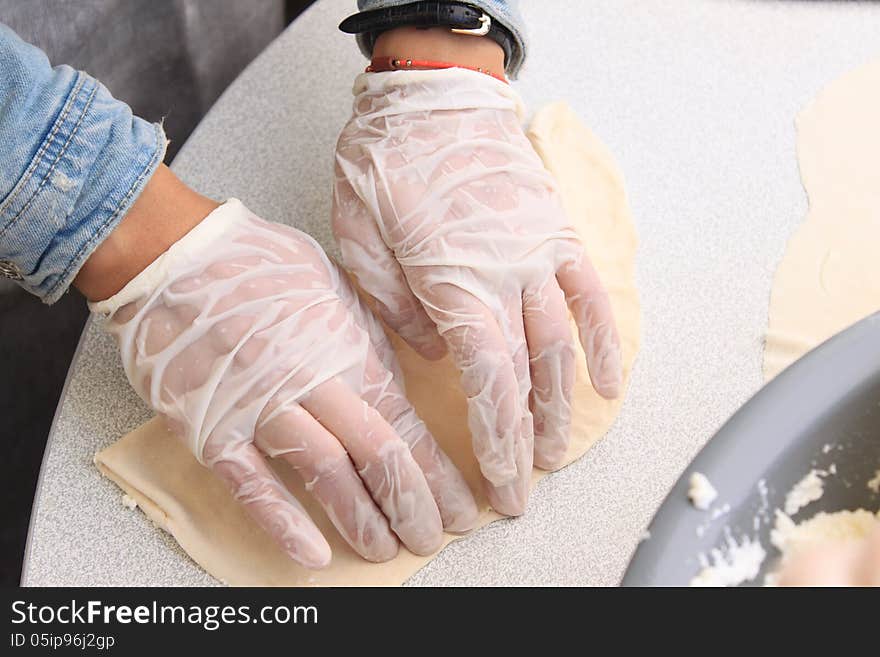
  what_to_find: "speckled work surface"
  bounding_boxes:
[23,0,880,586]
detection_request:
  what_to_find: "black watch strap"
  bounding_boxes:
[339,2,513,67]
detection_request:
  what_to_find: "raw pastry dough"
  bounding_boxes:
[95,102,641,586]
[764,58,880,380]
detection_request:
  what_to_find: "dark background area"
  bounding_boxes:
[0,0,317,586]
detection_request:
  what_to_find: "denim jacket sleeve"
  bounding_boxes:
[0,23,166,303]
[354,1,526,76]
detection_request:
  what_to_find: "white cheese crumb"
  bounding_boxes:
[784,469,825,515]
[771,508,877,553]
[121,494,138,510]
[755,478,770,523]
[695,503,730,537]
[688,472,718,510]
[867,469,880,494]
[690,535,766,587]
[766,507,880,584]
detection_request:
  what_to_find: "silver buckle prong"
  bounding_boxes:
[451,13,491,36]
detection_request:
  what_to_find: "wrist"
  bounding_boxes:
[372,26,504,76]
[74,165,219,302]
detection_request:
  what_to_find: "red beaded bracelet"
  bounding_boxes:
[366,56,508,84]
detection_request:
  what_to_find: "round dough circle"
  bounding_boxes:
[95,102,642,586]
[764,58,880,381]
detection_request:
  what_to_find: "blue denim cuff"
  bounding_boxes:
[354,0,527,77]
[0,69,166,303]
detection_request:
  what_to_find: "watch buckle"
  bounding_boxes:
[451,13,491,36]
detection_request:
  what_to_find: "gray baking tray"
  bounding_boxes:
[622,311,880,586]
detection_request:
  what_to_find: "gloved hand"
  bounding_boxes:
[332,69,623,515]
[91,199,478,568]
[778,525,880,586]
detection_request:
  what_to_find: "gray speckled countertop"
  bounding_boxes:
[22,0,880,586]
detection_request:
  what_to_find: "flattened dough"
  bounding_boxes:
[764,58,880,380]
[94,102,641,586]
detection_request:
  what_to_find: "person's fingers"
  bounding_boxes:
[332,176,446,360]
[777,526,880,586]
[300,377,444,555]
[484,427,532,517]
[556,249,623,399]
[421,283,524,488]
[853,527,880,586]
[209,442,331,569]
[255,397,400,563]
[331,261,403,382]
[360,345,479,532]
[483,296,533,516]
[333,263,479,532]
[523,277,577,470]
[778,543,862,586]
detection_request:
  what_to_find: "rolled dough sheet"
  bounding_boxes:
[94,102,641,586]
[764,57,880,380]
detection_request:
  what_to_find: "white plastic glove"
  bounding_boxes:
[332,69,623,515]
[778,525,880,586]
[91,199,478,568]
